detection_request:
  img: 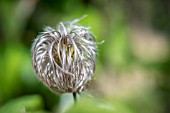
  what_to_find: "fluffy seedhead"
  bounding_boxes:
[32,16,103,93]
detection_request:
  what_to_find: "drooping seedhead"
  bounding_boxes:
[32,16,103,93]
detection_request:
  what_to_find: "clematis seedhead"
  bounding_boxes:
[32,16,103,93]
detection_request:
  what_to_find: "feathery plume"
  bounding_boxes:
[32,16,103,94]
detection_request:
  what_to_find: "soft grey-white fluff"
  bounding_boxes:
[32,16,103,93]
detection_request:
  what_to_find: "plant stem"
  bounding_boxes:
[73,92,77,103]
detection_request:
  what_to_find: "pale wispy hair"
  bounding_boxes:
[32,15,103,93]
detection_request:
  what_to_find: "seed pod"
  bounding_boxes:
[32,16,103,93]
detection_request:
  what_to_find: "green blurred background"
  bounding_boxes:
[0,0,170,113]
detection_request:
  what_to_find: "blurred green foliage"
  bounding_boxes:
[66,95,133,113]
[0,0,170,113]
[0,95,47,113]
